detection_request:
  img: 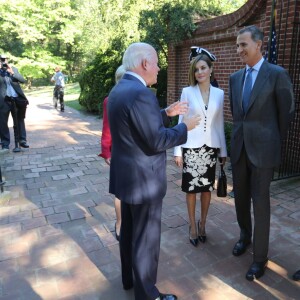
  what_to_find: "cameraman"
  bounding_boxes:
[0,54,29,153]
[51,66,65,112]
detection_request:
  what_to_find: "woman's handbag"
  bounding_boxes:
[217,164,227,197]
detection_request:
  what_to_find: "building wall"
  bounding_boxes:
[167,0,296,122]
[167,0,300,178]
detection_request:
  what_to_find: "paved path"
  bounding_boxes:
[0,88,299,300]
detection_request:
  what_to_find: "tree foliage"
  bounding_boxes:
[78,49,122,113]
[0,0,246,111]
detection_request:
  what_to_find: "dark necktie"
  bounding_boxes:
[242,68,253,113]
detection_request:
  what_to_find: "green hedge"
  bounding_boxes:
[78,49,122,115]
[224,121,232,156]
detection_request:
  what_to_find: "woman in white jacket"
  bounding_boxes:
[174,50,227,247]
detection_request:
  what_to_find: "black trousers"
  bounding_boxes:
[120,201,162,300]
[232,146,273,262]
[0,97,27,147]
[53,85,64,109]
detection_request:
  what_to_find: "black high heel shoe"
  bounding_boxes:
[198,220,206,243]
[189,226,198,247]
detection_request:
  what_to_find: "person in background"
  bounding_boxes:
[98,65,126,241]
[0,54,29,153]
[51,66,65,112]
[174,48,227,247]
[108,42,200,300]
[229,25,295,281]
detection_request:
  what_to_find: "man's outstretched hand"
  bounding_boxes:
[165,101,189,117]
[183,114,201,131]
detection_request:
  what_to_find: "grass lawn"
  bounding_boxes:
[63,83,84,111]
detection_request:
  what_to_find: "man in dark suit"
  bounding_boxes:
[229,25,295,281]
[0,54,29,153]
[108,42,200,300]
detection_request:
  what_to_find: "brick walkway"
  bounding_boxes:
[0,89,299,300]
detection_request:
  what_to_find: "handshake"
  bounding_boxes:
[165,100,201,131]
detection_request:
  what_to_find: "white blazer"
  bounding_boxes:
[174,85,227,157]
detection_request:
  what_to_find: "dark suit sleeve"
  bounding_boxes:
[275,69,295,140]
[130,89,187,153]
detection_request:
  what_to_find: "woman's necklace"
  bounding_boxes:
[200,86,210,110]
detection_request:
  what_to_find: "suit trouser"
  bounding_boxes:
[232,146,273,262]
[120,201,162,300]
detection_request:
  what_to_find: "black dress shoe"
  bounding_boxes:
[232,240,251,256]
[292,269,300,281]
[246,259,268,281]
[158,293,177,300]
[19,141,29,148]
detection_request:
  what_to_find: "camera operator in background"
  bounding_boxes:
[51,66,65,112]
[0,54,29,153]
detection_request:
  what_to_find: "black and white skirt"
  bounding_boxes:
[182,145,218,193]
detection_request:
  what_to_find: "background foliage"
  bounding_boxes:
[0,0,246,113]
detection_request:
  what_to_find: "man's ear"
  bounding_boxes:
[257,40,263,51]
[141,59,147,70]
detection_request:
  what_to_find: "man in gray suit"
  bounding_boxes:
[229,25,295,281]
[0,54,29,153]
[108,42,200,299]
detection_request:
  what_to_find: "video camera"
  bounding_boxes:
[0,57,8,69]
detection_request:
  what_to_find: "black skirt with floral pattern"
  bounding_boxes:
[181,145,218,193]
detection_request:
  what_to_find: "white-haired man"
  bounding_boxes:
[108,42,200,300]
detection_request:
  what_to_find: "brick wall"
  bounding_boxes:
[167,0,296,122]
[167,0,300,178]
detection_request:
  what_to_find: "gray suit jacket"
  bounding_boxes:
[229,60,295,168]
[108,73,187,205]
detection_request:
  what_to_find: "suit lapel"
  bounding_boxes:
[194,85,206,114]
[237,69,246,113]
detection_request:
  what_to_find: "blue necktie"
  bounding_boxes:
[242,68,253,113]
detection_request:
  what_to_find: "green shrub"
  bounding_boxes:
[224,121,233,156]
[78,49,122,114]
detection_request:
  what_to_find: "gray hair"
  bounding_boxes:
[122,42,155,70]
[115,65,126,83]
